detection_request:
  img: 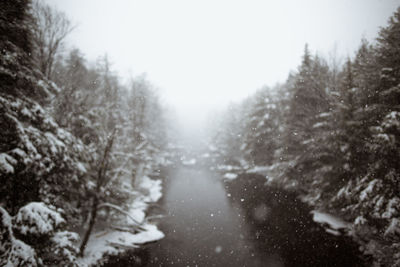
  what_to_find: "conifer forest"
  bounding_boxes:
[1,1,400,266]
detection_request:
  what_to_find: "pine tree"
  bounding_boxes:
[284,45,330,186]
[241,87,283,166]
[0,1,84,264]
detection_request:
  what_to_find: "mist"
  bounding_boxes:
[2,1,400,266]
[46,0,399,129]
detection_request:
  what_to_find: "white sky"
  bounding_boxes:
[46,0,400,127]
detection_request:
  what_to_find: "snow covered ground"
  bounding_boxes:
[182,158,196,166]
[223,172,238,180]
[216,164,242,172]
[78,176,164,266]
[311,211,350,236]
[246,165,271,175]
[78,224,164,266]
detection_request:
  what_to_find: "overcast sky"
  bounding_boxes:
[46,0,400,126]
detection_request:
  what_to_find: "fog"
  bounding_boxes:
[3,1,400,265]
[47,0,400,129]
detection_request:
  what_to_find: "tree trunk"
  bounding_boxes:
[79,196,98,257]
[79,128,117,257]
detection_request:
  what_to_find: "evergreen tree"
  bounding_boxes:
[284,45,330,186]
[242,87,283,166]
[0,1,84,264]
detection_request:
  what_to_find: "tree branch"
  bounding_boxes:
[97,202,145,230]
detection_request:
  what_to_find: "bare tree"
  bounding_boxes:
[78,128,146,256]
[30,0,75,79]
[327,42,344,93]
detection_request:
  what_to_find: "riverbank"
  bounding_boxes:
[243,163,400,266]
[219,163,388,266]
[224,172,370,266]
[112,163,369,266]
[77,175,165,266]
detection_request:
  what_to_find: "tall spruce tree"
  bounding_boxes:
[284,45,330,186]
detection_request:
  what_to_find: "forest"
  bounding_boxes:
[1,0,167,266]
[1,0,400,266]
[210,7,400,267]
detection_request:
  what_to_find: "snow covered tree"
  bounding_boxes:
[330,9,400,265]
[215,6,400,266]
[0,1,85,264]
[123,76,167,172]
[301,58,357,205]
[285,46,326,156]
[1,202,80,266]
[12,202,79,266]
[0,206,38,266]
[48,48,167,258]
[208,101,248,166]
[1,0,167,264]
[0,0,86,215]
[241,86,284,166]
[283,45,331,187]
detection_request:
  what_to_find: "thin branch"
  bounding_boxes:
[97,128,117,190]
[102,156,131,189]
[97,202,145,229]
[106,241,139,250]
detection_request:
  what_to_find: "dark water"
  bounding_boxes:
[225,173,368,267]
[105,165,368,267]
[145,167,279,267]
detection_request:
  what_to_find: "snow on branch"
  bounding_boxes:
[13,202,65,236]
[97,202,144,230]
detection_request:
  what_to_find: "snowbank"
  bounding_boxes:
[140,176,163,203]
[78,176,164,266]
[223,173,238,180]
[247,165,271,175]
[311,211,350,235]
[182,158,196,166]
[312,211,349,230]
[78,224,164,266]
[127,176,162,224]
[217,164,242,172]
